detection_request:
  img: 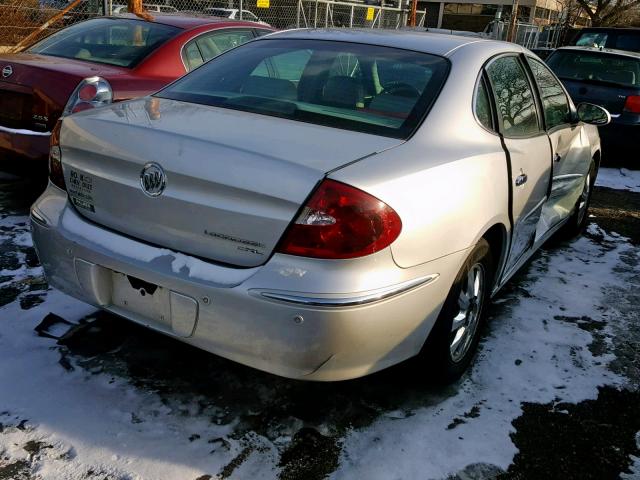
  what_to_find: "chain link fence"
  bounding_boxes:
[483,19,564,49]
[1,0,562,52]
[0,0,424,49]
[0,0,105,50]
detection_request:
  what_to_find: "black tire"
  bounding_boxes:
[556,160,596,240]
[419,238,495,384]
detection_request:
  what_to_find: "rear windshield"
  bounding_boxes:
[157,39,450,138]
[28,18,181,68]
[547,50,640,88]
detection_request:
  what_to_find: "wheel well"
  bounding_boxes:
[482,224,507,286]
[593,150,601,173]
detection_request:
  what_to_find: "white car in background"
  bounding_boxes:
[112,3,179,14]
[203,7,268,25]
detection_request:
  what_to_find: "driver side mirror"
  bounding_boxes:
[576,103,611,126]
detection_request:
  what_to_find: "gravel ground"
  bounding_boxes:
[0,170,638,480]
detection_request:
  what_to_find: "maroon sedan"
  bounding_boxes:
[0,15,273,174]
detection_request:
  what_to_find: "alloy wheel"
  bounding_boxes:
[450,263,485,363]
[576,171,591,226]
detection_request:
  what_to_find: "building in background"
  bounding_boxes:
[418,0,588,33]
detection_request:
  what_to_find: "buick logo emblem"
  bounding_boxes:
[2,65,12,78]
[140,162,166,197]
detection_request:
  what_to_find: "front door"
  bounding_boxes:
[486,55,552,276]
[526,56,591,236]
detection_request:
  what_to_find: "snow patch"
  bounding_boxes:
[61,208,258,286]
[0,290,244,480]
[169,252,257,285]
[334,226,634,479]
[596,168,640,193]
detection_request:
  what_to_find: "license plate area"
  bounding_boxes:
[112,272,171,326]
[74,259,199,338]
[110,271,198,337]
[0,90,30,128]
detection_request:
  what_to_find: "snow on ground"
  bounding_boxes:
[334,224,635,479]
[0,181,639,479]
[596,167,640,193]
[0,213,279,479]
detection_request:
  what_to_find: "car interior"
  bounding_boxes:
[238,51,436,121]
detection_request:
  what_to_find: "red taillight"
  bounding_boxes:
[623,95,640,114]
[63,77,112,116]
[49,120,66,191]
[276,179,402,259]
[71,102,94,114]
[78,84,98,101]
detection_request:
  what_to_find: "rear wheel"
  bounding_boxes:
[420,238,494,384]
[557,160,596,239]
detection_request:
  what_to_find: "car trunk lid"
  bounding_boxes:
[560,78,640,115]
[0,53,127,132]
[60,97,403,267]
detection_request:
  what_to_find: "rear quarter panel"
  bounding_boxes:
[331,42,513,268]
[332,133,509,269]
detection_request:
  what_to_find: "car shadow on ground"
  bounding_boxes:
[56,310,458,479]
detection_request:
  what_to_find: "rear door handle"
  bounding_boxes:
[515,172,528,187]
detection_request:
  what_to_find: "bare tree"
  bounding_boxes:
[556,0,586,27]
[574,0,640,26]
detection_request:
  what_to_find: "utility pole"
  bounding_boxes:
[507,0,519,42]
[408,0,417,26]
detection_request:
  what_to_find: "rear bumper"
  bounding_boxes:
[0,126,50,174]
[31,184,467,381]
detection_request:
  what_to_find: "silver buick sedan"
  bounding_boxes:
[31,29,610,382]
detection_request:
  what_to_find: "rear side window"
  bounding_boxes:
[547,50,640,88]
[527,57,570,130]
[616,33,640,53]
[183,42,203,71]
[183,29,256,71]
[28,18,180,68]
[199,30,254,59]
[486,56,540,137]
[159,39,450,139]
[575,32,608,49]
[474,77,493,130]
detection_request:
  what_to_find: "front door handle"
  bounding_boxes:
[515,172,528,187]
[554,153,562,163]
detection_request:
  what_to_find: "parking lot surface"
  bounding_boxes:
[0,168,639,480]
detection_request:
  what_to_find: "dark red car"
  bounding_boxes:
[0,15,273,174]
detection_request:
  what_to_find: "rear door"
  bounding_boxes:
[525,56,590,234]
[485,55,552,276]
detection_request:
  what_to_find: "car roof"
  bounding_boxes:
[265,28,521,57]
[556,45,640,60]
[578,27,640,32]
[111,13,254,29]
